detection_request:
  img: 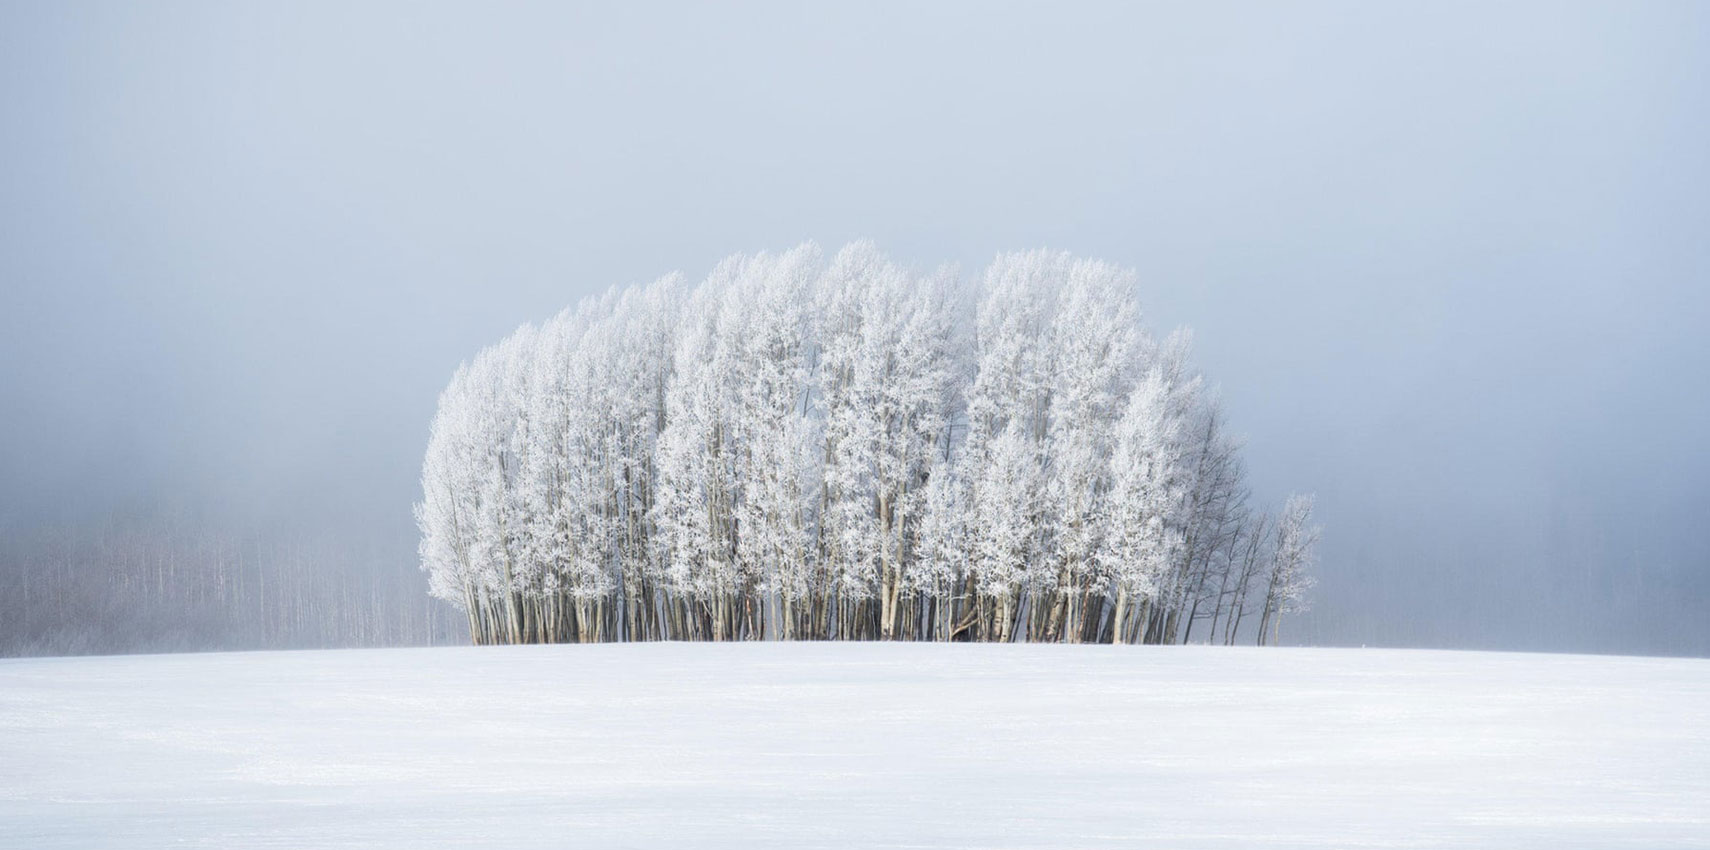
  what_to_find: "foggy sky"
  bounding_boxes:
[3,2,1706,654]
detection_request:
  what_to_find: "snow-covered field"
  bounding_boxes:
[2,644,1706,848]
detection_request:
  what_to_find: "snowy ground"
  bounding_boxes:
[1,644,1706,848]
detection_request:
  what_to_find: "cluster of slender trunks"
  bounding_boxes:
[460,561,1283,646]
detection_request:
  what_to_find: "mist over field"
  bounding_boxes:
[2,2,1707,656]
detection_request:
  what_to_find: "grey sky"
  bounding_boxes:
[3,2,1706,652]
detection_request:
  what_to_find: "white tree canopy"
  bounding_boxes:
[417,243,1316,644]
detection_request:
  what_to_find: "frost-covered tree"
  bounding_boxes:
[652,266,740,637]
[417,326,538,643]
[1042,259,1141,642]
[816,243,961,639]
[1099,366,1195,643]
[725,248,819,639]
[415,243,1318,644]
[1259,494,1320,645]
[954,253,1063,640]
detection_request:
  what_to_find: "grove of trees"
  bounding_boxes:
[0,511,464,656]
[417,243,1318,645]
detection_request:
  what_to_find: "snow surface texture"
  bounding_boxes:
[2,644,1706,848]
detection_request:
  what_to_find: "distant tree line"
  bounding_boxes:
[0,513,465,656]
[418,244,1318,646]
